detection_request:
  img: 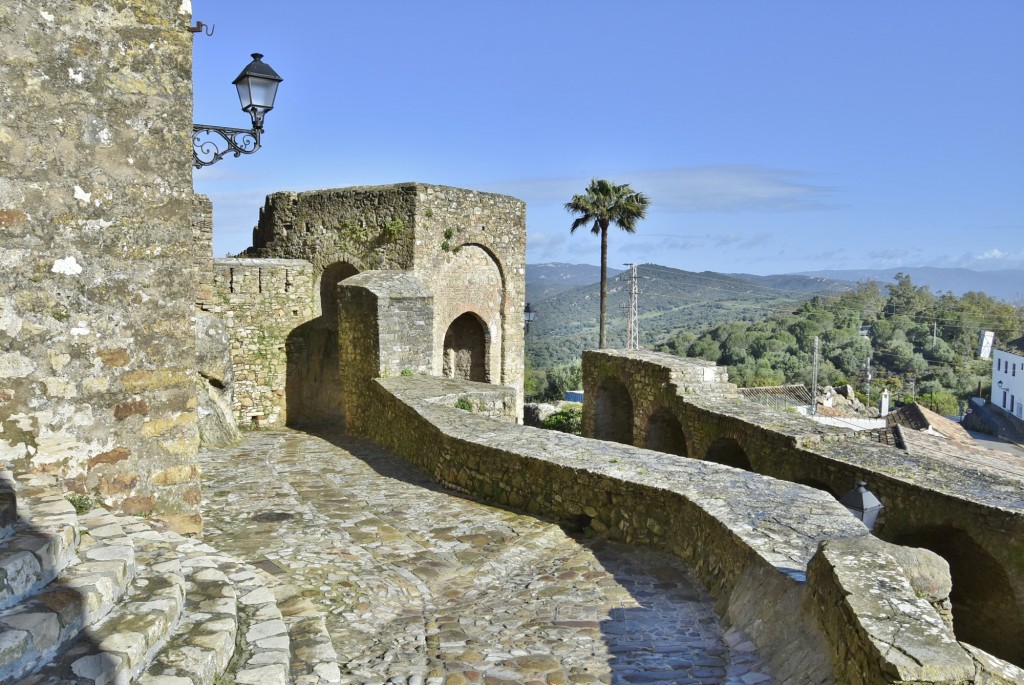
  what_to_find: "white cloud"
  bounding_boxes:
[487,165,838,214]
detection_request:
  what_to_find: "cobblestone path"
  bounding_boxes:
[199,431,773,685]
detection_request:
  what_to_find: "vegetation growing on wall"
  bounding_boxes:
[334,215,407,259]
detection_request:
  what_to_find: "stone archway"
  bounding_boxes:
[319,261,360,329]
[645,407,688,456]
[443,312,488,382]
[285,261,359,426]
[433,245,504,384]
[704,437,753,471]
[893,526,1024,666]
[592,379,634,445]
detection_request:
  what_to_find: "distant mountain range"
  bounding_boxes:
[524,263,1023,370]
[793,267,1024,303]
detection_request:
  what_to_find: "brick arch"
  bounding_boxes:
[592,378,634,445]
[893,526,1024,667]
[704,437,753,471]
[644,406,688,456]
[443,311,489,382]
[433,245,503,382]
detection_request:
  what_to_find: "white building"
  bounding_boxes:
[992,336,1024,422]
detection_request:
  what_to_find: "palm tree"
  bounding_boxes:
[565,179,650,348]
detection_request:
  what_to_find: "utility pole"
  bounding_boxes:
[933,321,937,348]
[811,336,820,416]
[624,263,639,351]
[865,356,873,405]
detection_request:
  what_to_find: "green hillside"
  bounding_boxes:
[524,264,842,371]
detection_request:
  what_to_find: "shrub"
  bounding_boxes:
[543,404,582,434]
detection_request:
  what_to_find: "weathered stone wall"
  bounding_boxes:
[0,0,201,532]
[247,183,527,420]
[342,374,1017,683]
[248,185,417,275]
[208,258,316,426]
[412,185,527,418]
[193,194,214,305]
[583,349,1024,667]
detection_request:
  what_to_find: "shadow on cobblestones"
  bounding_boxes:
[199,430,774,685]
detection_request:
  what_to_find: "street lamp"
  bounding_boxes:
[840,480,884,531]
[193,53,283,168]
[523,303,537,333]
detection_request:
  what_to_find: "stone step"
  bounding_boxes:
[0,471,18,543]
[134,533,242,685]
[263,577,341,685]
[0,502,136,682]
[205,553,290,685]
[0,483,338,685]
[13,512,188,685]
[0,487,79,612]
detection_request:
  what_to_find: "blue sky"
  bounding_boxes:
[192,1,1024,275]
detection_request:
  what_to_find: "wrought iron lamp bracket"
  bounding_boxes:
[192,123,262,169]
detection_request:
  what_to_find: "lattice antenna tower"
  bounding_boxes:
[625,263,639,350]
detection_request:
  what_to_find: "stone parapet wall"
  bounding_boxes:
[346,374,1015,683]
[0,0,201,532]
[584,348,1024,667]
[208,258,316,426]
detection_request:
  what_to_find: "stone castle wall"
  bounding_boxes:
[0,0,201,532]
[247,183,527,420]
[207,259,316,426]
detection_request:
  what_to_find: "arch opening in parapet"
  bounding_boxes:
[443,312,489,382]
[893,526,1024,667]
[794,478,838,497]
[644,407,688,456]
[593,379,634,445]
[285,261,359,427]
[318,261,360,330]
[704,437,753,471]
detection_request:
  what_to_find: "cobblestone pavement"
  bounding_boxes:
[199,430,774,685]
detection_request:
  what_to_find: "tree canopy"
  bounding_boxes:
[565,179,649,348]
[665,274,1024,410]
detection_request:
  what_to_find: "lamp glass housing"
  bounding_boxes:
[840,480,884,531]
[524,303,537,324]
[232,53,283,120]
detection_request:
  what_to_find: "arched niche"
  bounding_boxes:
[318,261,360,330]
[285,261,358,426]
[433,245,503,382]
[644,407,688,456]
[893,526,1023,666]
[592,379,634,445]
[704,437,753,471]
[443,312,489,382]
